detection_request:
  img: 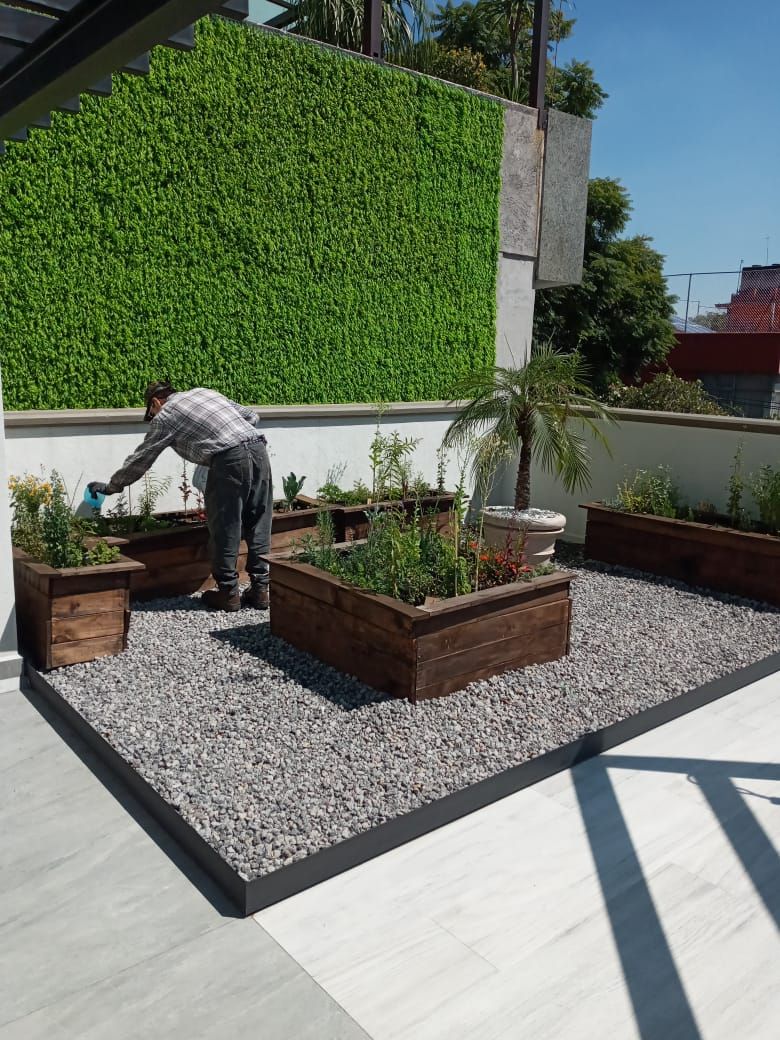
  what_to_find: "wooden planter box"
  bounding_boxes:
[12,547,145,670]
[122,498,334,600]
[582,503,780,606]
[339,493,457,542]
[266,556,572,702]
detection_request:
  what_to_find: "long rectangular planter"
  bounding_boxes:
[339,493,457,542]
[122,498,334,600]
[267,557,572,702]
[582,502,780,606]
[12,547,145,670]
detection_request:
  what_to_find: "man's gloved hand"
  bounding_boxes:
[87,481,113,497]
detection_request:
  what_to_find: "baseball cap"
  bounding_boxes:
[143,380,175,422]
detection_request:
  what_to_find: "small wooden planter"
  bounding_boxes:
[12,547,145,671]
[339,493,457,542]
[121,498,334,600]
[582,503,780,606]
[266,556,572,702]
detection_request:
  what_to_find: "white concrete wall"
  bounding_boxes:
[4,403,463,516]
[491,410,780,542]
[0,370,23,693]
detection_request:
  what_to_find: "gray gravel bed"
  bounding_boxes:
[48,553,780,881]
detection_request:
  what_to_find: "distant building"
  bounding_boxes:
[718,264,780,333]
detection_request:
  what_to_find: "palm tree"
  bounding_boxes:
[442,343,615,512]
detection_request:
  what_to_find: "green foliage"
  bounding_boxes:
[418,0,606,115]
[0,19,502,411]
[534,179,677,392]
[727,443,748,530]
[298,505,548,604]
[748,464,780,534]
[138,472,172,519]
[293,0,425,52]
[443,343,615,511]
[9,470,119,567]
[85,539,122,566]
[282,472,307,511]
[606,373,730,416]
[612,466,680,519]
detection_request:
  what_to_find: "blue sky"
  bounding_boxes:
[557,0,780,313]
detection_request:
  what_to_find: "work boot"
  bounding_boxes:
[241,581,270,610]
[201,585,240,612]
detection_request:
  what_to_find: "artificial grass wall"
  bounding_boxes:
[0,19,503,410]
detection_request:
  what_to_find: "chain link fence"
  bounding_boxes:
[666,267,780,333]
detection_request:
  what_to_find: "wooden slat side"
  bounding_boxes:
[269,560,421,631]
[270,597,415,700]
[417,598,571,662]
[585,515,780,605]
[51,610,126,644]
[416,606,571,687]
[583,504,780,555]
[50,588,127,618]
[415,622,571,700]
[413,584,570,637]
[272,583,417,664]
[48,632,126,669]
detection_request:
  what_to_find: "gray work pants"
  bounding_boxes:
[205,440,273,591]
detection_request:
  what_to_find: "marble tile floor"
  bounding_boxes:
[2,666,778,1039]
[258,670,780,1040]
[0,686,368,1040]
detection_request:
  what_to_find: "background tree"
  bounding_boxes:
[606,372,730,416]
[534,178,677,394]
[691,311,727,331]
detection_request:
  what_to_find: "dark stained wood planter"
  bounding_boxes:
[122,498,335,600]
[582,503,780,606]
[266,557,572,702]
[12,547,145,671]
[339,494,457,542]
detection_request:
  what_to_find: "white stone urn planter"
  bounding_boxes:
[481,506,567,566]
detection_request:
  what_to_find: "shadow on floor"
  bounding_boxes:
[20,682,243,920]
[574,752,780,1040]
[211,623,389,711]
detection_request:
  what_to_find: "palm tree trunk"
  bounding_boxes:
[514,427,532,511]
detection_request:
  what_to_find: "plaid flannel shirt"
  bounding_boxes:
[108,388,264,492]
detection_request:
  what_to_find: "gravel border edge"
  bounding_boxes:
[23,650,780,917]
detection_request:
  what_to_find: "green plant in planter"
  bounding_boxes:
[9,470,119,567]
[442,343,614,511]
[612,466,680,518]
[727,443,750,531]
[748,464,780,534]
[282,472,306,511]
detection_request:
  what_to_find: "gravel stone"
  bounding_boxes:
[48,547,779,881]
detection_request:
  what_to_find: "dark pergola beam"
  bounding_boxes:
[165,24,195,50]
[1,2,79,13]
[120,53,151,76]
[529,0,550,127]
[361,0,381,59]
[219,1,249,21]
[0,0,240,139]
[0,6,56,45]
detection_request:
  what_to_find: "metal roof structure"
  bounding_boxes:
[0,1,249,151]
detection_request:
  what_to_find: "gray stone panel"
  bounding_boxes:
[535,110,592,288]
[499,108,544,258]
[495,255,535,367]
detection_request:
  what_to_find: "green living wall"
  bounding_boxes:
[0,19,503,410]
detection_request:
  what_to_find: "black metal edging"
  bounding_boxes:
[28,651,780,916]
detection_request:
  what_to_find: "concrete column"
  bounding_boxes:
[0,368,23,693]
[495,106,544,369]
